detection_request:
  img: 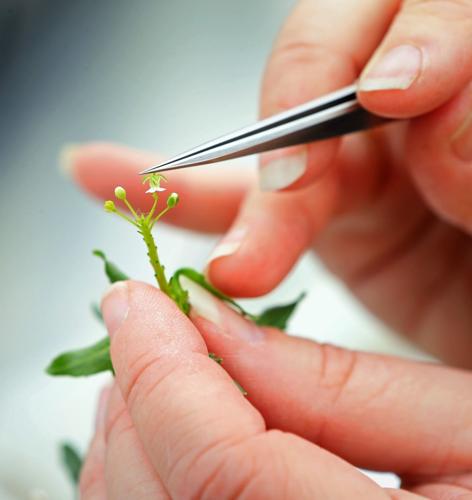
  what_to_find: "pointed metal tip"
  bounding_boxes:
[139,162,171,175]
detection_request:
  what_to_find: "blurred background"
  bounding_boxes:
[0,0,429,498]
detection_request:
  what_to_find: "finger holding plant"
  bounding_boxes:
[47,173,305,489]
[47,173,303,381]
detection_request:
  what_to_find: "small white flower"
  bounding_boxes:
[146,185,166,194]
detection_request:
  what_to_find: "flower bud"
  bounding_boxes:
[104,200,116,212]
[167,192,179,208]
[114,186,127,200]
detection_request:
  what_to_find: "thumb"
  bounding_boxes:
[358,0,472,117]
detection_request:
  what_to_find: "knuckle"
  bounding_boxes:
[317,343,359,405]
[172,438,255,500]
[122,351,180,412]
[104,403,134,443]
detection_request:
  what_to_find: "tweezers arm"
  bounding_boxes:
[274,107,389,149]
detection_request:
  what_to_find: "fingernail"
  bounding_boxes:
[452,112,472,162]
[259,151,306,191]
[58,143,80,177]
[95,386,111,431]
[359,45,423,92]
[101,282,129,337]
[181,277,264,343]
[207,227,246,265]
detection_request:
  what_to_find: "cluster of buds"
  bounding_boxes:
[103,173,179,229]
[103,173,180,293]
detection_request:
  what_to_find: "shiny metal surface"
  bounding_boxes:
[143,84,388,173]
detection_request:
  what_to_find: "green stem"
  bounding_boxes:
[124,199,139,220]
[139,222,170,295]
[114,209,138,227]
[150,207,170,229]
[146,194,159,223]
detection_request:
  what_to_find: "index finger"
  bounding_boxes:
[101,281,265,496]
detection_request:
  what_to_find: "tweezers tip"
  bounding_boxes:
[139,163,168,175]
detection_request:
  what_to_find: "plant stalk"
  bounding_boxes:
[139,222,170,295]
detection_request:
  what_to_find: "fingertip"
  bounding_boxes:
[357,1,472,118]
[207,252,285,298]
[206,179,337,297]
[357,44,425,117]
[406,82,472,232]
[259,139,339,193]
[58,142,81,179]
[101,281,130,339]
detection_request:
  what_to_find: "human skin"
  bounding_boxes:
[67,0,472,369]
[76,281,472,499]
[64,0,472,496]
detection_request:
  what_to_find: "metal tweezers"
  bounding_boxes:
[142,83,388,174]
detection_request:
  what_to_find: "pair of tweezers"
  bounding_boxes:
[142,83,388,174]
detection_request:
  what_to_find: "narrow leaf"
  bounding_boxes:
[60,442,83,485]
[168,274,190,314]
[254,293,306,330]
[46,337,113,377]
[234,380,248,396]
[93,249,129,283]
[91,302,103,322]
[174,268,252,318]
[208,352,223,365]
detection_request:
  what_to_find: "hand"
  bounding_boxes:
[80,280,472,499]
[65,0,472,368]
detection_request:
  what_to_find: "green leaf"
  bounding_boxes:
[168,274,190,314]
[60,442,83,486]
[254,293,306,330]
[46,337,113,377]
[91,302,103,322]
[93,249,129,283]
[174,267,305,330]
[233,380,248,396]
[173,268,251,318]
[208,352,223,364]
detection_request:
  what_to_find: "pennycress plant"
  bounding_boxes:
[47,173,304,487]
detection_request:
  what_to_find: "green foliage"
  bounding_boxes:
[47,177,304,386]
[173,268,305,330]
[46,337,113,377]
[209,352,223,364]
[233,380,248,396]
[60,442,83,486]
[93,250,129,283]
[254,293,306,330]
[173,268,250,317]
[91,302,103,322]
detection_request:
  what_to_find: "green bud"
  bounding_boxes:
[167,192,179,208]
[104,200,116,212]
[114,186,127,200]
